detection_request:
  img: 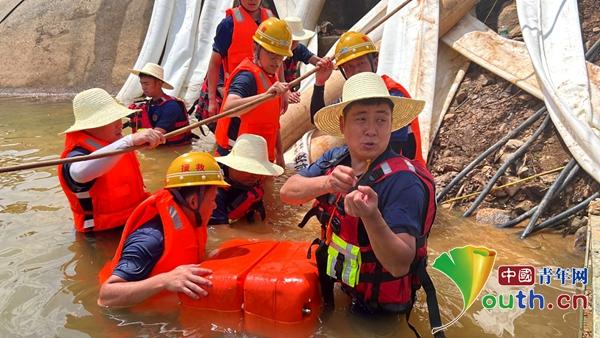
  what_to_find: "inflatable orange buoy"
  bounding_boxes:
[179,240,321,337]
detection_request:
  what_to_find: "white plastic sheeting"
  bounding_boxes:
[516,0,600,183]
[116,0,175,104]
[378,0,439,159]
[116,0,233,106]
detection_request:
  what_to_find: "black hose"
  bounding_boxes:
[496,162,580,228]
[435,107,547,203]
[523,192,600,237]
[0,0,25,25]
[463,115,551,217]
[521,159,578,236]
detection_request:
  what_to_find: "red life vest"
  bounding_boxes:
[380,75,426,167]
[301,150,436,311]
[98,189,207,286]
[224,6,273,78]
[58,131,148,233]
[128,95,192,145]
[227,184,265,223]
[215,58,281,161]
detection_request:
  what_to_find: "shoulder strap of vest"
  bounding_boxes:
[230,7,244,23]
[262,8,274,19]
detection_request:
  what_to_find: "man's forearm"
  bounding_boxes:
[222,93,272,117]
[207,52,222,100]
[280,174,330,205]
[98,274,167,308]
[361,212,416,277]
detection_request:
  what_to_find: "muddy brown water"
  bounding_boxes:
[0,98,584,337]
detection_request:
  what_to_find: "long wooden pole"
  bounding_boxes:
[0,0,413,174]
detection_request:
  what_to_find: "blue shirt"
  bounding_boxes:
[112,216,164,281]
[148,100,185,132]
[292,43,314,64]
[298,146,426,238]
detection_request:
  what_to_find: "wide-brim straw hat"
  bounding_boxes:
[215,134,284,176]
[61,88,139,134]
[130,62,174,90]
[314,72,425,137]
[285,16,315,41]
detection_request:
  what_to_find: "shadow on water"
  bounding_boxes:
[0,98,584,337]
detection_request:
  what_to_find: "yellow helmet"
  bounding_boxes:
[165,152,229,189]
[334,31,378,67]
[253,17,293,57]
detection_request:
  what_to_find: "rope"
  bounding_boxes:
[440,165,566,205]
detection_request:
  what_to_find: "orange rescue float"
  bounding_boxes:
[180,240,321,337]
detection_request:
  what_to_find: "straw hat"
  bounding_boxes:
[62,88,139,134]
[314,72,425,137]
[284,16,315,41]
[130,63,174,90]
[215,134,284,176]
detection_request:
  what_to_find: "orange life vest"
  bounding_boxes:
[58,131,148,232]
[128,95,192,145]
[224,6,273,78]
[380,75,426,166]
[98,189,207,285]
[215,58,281,161]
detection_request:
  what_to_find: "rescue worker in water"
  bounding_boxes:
[97,152,229,307]
[214,17,293,167]
[58,88,165,233]
[128,63,193,145]
[280,73,445,337]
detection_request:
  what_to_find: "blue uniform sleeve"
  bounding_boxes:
[376,172,426,238]
[292,44,315,64]
[112,217,164,282]
[389,89,409,142]
[62,148,95,192]
[228,71,257,98]
[212,16,234,57]
[152,101,184,132]
[298,146,348,178]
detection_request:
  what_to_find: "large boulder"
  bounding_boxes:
[0,0,152,95]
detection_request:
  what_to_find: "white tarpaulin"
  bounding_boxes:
[377,0,440,159]
[517,0,600,183]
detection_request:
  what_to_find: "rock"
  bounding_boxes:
[443,113,456,121]
[570,216,588,229]
[513,200,534,216]
[441,157,464,172]
[523,183,548,200]
[476,208,512,226]
[589,199,600,215]
[477,73,495,86]
[493,188,508,198]
[456,91,468,104]
[435,171,458,190]
[0,0,153,94]
[516,165,530,178]
[573,226,588,254]
[497,3,521,38]
[593,27,600,33]
[505,139,525,152]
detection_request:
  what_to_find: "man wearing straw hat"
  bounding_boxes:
[214,17,293,167]
[58,88,165,233]
[282,17,321,104]
[129,63,193,145]
[209,134,284,225]
[280,73,444,335]
[309,31,426,166]
[98,152,229,307]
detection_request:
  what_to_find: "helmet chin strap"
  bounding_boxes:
[170,188,205,226]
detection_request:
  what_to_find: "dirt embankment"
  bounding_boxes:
[430,0,600,239]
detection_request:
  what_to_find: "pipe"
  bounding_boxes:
[521,159,578,236]
[523,192,600,237]
[436,107,546,203]
[496,162,580,228]
[463,115,550,217]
